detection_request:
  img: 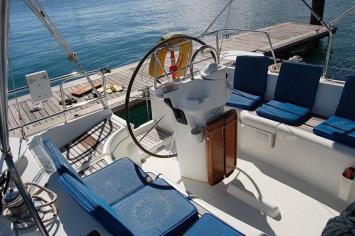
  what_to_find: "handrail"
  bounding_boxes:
[59,69,108,122]
[201,0,346,80]
[8,97,103,132]
[8,68,102,95]
[8,68,109,131]
[202,28,277,65]
[190,45,219,80]
[300,0,336,79]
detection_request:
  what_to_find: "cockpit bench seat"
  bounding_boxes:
[313,116,355,147]
[226,56,271,110]
[227,90,263,110]
[112,177,198,236]
[256,100,311,126]
[83,157,151,205]
[184,213,244,236]
[313,75,355,147]
[256,61,322,125]
[42,137,200,235]
[43,138,151,205]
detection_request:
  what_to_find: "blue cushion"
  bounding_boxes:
[184,213,244,236]
[83,157,150,205]
[226,89,262,110]
[335,75,355,120]
[59,172,133,235]
[234,56,271,96]
[313,116,355,147]
[112,178,198,236]
[256,100,311,125]
[42,138,82,181]
[274,61,322,108]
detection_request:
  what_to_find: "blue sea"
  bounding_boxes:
[8,0,355,89]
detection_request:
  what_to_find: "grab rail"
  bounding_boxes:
[59,69,109,122]
[8,69,101,95]
[202,28,277,65]
[8,68,110,131]
[300,0,335,79]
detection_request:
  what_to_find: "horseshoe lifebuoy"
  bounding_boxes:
[148,32,193,80]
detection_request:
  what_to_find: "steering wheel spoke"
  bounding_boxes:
[125,34,216,158]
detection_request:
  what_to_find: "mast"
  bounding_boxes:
[0,0,48,235]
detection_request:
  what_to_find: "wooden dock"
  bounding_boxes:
[7,22,331,137]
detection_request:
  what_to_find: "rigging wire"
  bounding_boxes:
[201,0,235,36]
[23,0,77,65]
[219,2,232,53]
[8,57,26,140]
[329,5,355,27]
[6,6,26,140]
[23,0,107,108]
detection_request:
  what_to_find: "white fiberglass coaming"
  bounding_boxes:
[1,1,355,236]
[1,63,353,235]
[116,65,353,235]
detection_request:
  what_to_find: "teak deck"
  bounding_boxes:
[8,22,331,137]
[60,119,120,177]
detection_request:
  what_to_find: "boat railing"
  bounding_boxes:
[8,69,100,95]
[59,69,109,122]
[201,28,277,65]
[201,0,355,80]
[300,0,335,79]
[8,68,109,131]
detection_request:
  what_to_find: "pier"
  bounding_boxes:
[8,21,332,137]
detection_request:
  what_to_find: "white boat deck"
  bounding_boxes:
[0,110,349,236]
[142,151,339,236]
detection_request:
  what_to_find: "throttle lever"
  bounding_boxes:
[164,98,188,125]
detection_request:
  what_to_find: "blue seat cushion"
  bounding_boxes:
[335,75,355,120]
[226,89,262,110]
[59,172,133,235]
[274,61,322,108]
[112,178,198,236]
[256,100,311,125]
[42,138,82,181]
[313,116,355,147]
[234,55,271,96]
[83,157,151,205]
[184,213,244,236]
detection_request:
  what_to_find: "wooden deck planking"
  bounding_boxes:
[299,116,325,132]
[79,159,108,178]
[8,22,331,137]
[137,128,172,150]
[7,105,18,130]
[60,119,121,175]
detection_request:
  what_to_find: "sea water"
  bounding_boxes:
[8,0,355,89]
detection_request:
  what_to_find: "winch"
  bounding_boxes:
[1,182,58,229]
[2,186,30,224]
